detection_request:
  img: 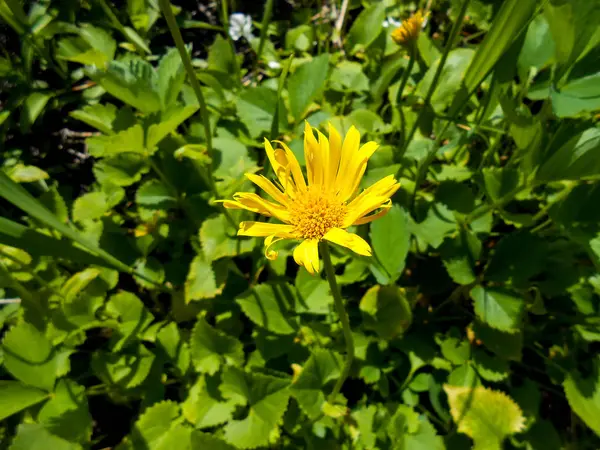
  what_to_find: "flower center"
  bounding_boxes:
[289,187,347,240]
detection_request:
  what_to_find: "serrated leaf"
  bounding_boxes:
[157,322,190,375]
[485,231,547,285]
[471,286,525,332]
[185,256,226,302]
[37,379,92,443]
[221,368,290,449]
[105,291,154,351]
[87,124,146,158]
[370,205,410,283]
[136,179,177,210]
[0,381,48,421]
[157,47,186,110]
[146,105,199,151]
[294,268,333,314]
[473,349,510,382]
[200,215,254,262]
[236,283,299,335]
[93,153,149,187]
[92,343,155,389]
[444,385,525,450]
[70,103,118,134]
[563,357,600,437]
[440,230,481,285]
[182,374,237,429]
[290,349,342,419]
[9,423,81,450]
[2,321,57,391]
[359,285,412,340]
[472,322,523,361]
[190,317,243,375]
[191,431,236,449]
[72,192,109,222]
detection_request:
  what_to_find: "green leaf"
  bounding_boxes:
[157,47,186,109]
[122,400,191,450]
[329,61,369,92]
[345,3,386,54]
[452,0,538,112]
[200,215,254,262]
[552,72,600,118]
[20,92,51,132]
[444,385,526,450]
[439,230,481,285]
[370,205,410,283]
[481,167,520,203]
[359,285,413,340]
[191,432,236,450]
[473,349,510,382]
[2,321,57,391]
[87,124,146,157]
[294,268,333,314]
[287,54,329,121]
[0,381,49,421]
[136,179,177,210]
[38,379,92,443]
[472,321,523,361]
[563,357,600,437]
[486,231,546,284]
[411,203,458,249]
[105,291,154,351]
[92,343,155,389]
[236,283,299,335]
[72,192,109,222]
[418,49,474,113]
[236,87,287,139]
[93,153,149,187]
[9,423,81,450]
[221,368,290,449]
[156,322,190,375]
[183,375,238,429]
[518,14,555,70]
[89,58,161,114]
[471,286,525,332]
[291,349,342,419]
[537,127,600,181]
[185,256,226,302]
[544,0,600,78]
[146,105,199,151]
[69,103,126,134]
[190,317,243,375]
[208,34,237,75]
[7,164,49,183]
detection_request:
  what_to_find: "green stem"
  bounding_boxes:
[400,0,472,157]
[95,0,149,54]
[396,44,416,153]
[255,0,275,69]
[320,242,354,403]
[158,0,237,229]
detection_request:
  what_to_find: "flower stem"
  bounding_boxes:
[399,0,472,158]
[396,44,416,152]
[158,0,237,229]
[320,242,354,403]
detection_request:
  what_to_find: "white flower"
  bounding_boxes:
[267,61,281,69]
[383,17,402,29]
[229,13,254,41]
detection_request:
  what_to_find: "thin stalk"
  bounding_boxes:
[95,0,149,54]
[158,0,237,229]
[400,0,472,156]
[320,242,354,403]
[255,0,275,69]
[396,44,417,152]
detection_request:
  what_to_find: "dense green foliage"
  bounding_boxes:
[1,0,600,448]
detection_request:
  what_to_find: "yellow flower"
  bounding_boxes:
[391,10,425,46]
[222,123,400,274]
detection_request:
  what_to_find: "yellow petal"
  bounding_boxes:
[304,122,322,186]
[328,122,342,184]
[352,202,392,225]
[293,239,320,274]
[339,141,379,201]
[344,183,399,227]
[272,140,307,192]
[264,235,288,260]
[317,129,331,189]
[264,138,296,194]
[246,173,290,206]
[238,221,296,237]
[232,192,291,222]
[335,125,360,191]
[323,228,372,256]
